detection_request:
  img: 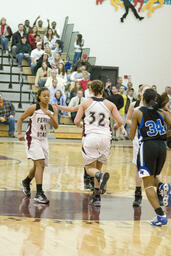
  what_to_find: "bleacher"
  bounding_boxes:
[0,17,96,139]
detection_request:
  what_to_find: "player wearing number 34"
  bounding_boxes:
[74,80,126,206]
[130,88,171,226]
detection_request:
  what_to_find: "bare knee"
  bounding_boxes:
[143,176,154,189]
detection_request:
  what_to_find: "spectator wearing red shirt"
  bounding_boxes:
[28,26,41,50]
[80,71,91,91]
[0,17,13,52]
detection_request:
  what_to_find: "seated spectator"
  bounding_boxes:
[104,79,112,97]
[49,21,61,39]
[66,68,72,82]
[23,20,32,34]
[69,90,85,121]
[44,28,57,49]
[34,52,51,74]
[35,62,51,88]
[28,26,41,50]
[33,16,47,39]
[44,43,54,64]
[0,93,15,137]
[65,83,72,105]
[16,36,31,68]
[48,79,65,102]
[0,17,12,53]
[51,90,66,123]
[80,71,91,91]
[70,81,82,99]
[12,23,25,56]
[31,42,44,74]
[45,69,64,90]
[72,54,92,73]
[72,34,84,66]
[116,77,127,91]
[52,40,62,56]
[51,52,64,69]
[57,63,67,85]
[84,81,93,98]
[70,67,84,82]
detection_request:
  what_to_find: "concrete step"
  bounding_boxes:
[13,102,32,112]
[0,82,31,92]
[1,91,30,102]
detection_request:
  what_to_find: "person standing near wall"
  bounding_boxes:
[72,34,84,66]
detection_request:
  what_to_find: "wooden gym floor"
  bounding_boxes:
[0,139,171,256]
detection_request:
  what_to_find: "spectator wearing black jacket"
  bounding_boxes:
[107,86,124,140]
[72,54,92,73]
[125,88,136,114]
[104,79,112,97]
[16,36,31,67]
[12,24,26,56]
[33,53,51,74]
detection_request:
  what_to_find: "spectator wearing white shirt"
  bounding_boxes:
[31,42,44,74]
[72,34,84,66]
[84,81,93,98]
[51,21,60,39]
[48,79,65,102]
[44,28,57,50]
[57,63,67,86]
[51,52,64,70]
[68,90,85,121]
[70,67,84,82]
[45,69,65,90]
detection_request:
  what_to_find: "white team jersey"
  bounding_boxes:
[83,98,111,137]
[26,104,54,140]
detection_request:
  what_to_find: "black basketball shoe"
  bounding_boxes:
[95,172,110,193]
[133,191,142,207]
[34,192,49,204]
[21,180,31,197]
[89,190,101,207]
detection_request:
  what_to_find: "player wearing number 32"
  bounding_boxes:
[17,87,58,204]
[130,88,171,226]
[74,80,126,206]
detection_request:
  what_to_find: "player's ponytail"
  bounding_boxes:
[143,88,159,110]
[91,80,104,96]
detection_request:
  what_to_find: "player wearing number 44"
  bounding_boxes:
[130,88,171,226]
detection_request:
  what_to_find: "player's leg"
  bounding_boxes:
[133,172,142,206]
[21,162,36,196]
[34,159,49,204]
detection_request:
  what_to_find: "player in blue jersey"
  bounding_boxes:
[130,88,171,226]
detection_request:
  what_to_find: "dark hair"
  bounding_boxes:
[76,34,83,47]
[143,88,158,110]
[128,88,134,92]
[55,90,62,99]
[156,92,169,109]
[46,28,53,40]
[91,80,104,96]
[37,87,49,102]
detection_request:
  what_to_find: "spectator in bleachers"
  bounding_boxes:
[16,36,31,68]
[72,34,84,66]
[0,17,12,53]
[52,40,62,56]
[80,71,91,92]
[35,62,51,88]
[66,69,72,82]
[28,26,41,50]
[70,81,82,99]
[0,93,15,137]
[65,83,72,105]
[44,28,57,50]
[57,63,67,85]
[12,23,25,56]
[45,69,64,89]
[31,42,44,74]
[33,16,47,39]
[49,21,61,39]
[165,86,171,111]
[34,53,51,74]
[116,76,127,91]
[51,52,64,69]
[44,43,53,64]
[104,79,112,97]
[23,20,32,34]
[69,90,85,122]
[51,90,66,123]
[72,53,92,73]
[70,67,84,82]
[48,79,65,102]
[84,81,93,98]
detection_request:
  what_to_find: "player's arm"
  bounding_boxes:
[17,105,36,141]
[53,104,79,112]
[44,105,58,129]
[111,103,124,128]
[129,110,139,140]
[126,101,136,126]
[74,102,85,127]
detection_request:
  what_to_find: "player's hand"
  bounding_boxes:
[121,127,127,137]
[18,134,25,141]
[52,103,59,108]
[44,110,52,117]
[113,123,119,131]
